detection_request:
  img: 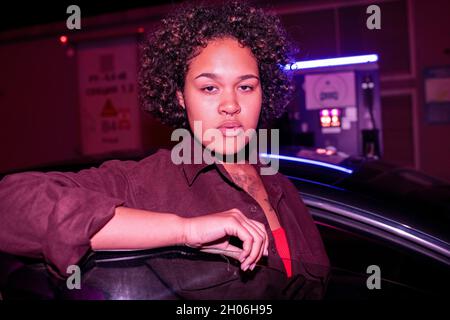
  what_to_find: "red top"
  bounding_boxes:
[272,227,292,277]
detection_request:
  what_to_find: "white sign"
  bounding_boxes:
[425,78,450,103]
[304,71,356,110]
[77,37,142,156]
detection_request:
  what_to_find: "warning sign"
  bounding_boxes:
[77,37,141,156]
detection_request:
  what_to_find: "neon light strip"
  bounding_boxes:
[284,54,378,70]
[260,153,354,174]
[286,175,346,191]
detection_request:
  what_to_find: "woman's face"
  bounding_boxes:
[177,37,262,156]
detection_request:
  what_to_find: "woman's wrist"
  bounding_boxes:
[176,216,195,247]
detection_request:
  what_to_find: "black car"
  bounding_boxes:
[0,149,449,299]
[266,147,450,299]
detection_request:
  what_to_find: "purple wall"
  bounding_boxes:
[0,37,80,171]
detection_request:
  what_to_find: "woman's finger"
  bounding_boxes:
[232,210,268,267]
[224,217,254,267]
[238,220,264,271]
[200,244,242,261]
[242,220,266,269]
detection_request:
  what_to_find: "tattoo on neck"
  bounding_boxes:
[229,172,259,198]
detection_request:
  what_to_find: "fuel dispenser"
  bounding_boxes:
[282,55,382,159]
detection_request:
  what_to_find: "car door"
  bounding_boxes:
[304,196,450,299]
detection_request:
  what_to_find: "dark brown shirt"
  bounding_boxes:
[0,148,330,299]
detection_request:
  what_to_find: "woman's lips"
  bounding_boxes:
[218,126,244,137]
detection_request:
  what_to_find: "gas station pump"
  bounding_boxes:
[283,54,382,159]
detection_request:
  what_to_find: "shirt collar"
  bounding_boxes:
[181,156,278,186]
[177,135,276,187]
[179,136,214,186]
[177,136,284,207]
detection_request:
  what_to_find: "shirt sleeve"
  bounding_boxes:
[0,159,137,277]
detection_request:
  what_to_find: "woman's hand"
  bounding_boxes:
[181,208,269,271]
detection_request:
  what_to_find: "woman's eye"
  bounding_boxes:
[202,86,217,93]
[239,85,253,92]
[201,85,254,93]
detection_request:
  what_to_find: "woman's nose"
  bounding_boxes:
[218,94,241,116]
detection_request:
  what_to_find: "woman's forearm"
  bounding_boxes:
[90,206,186,250]
[90,206,268,271]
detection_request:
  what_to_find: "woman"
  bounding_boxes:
[0,1,330,299]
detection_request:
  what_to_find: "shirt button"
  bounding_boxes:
[250,205,257,213]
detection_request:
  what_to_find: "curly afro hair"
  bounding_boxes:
[139,0,297,128]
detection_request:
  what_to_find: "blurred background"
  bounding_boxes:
[0,0,449,182]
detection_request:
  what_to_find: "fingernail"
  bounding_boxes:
[250,263,255,271]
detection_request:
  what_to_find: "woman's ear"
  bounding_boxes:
[176,90,185,109]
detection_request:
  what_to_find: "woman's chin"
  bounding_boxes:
[205,141,248,160]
